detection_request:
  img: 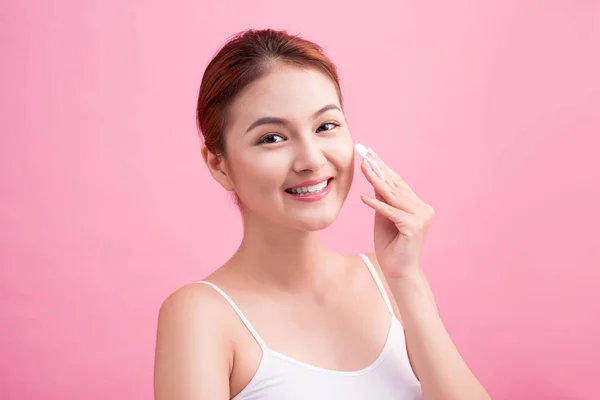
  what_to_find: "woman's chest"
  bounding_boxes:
[229,290,393,397]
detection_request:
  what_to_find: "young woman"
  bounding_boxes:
[154,28,490,400]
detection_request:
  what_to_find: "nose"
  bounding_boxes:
[292,137,327,174]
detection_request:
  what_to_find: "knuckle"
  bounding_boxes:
[421,203,435,218]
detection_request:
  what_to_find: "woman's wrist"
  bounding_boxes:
[386,267,438,312]
[384,266,424,287]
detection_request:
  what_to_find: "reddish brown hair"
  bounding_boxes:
[196,28,344,156]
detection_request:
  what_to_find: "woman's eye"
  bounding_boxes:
[258,134,284,145]
[316,122,340,133]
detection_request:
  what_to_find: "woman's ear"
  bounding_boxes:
[201,144,235,192]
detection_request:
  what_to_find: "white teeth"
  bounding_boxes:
[288,180,329,195]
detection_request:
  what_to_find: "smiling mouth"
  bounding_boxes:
[285,178,333,196]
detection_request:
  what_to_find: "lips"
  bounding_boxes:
[284,178,334,201]
[285,177,333,191]
[285,177,333,196]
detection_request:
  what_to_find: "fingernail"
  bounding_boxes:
[362,159,373,172]
[367,147,380,160]
[360,193,370,199]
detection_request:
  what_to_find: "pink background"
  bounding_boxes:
[1,1,599,399]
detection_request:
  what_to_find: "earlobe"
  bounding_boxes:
[201,144,235,192]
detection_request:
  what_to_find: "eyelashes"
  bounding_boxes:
[316,122,341,133]
[257,121,341,145]
[257,134,284,145]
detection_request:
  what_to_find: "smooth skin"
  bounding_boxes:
[359,150,491,399]
[154,63,490,399]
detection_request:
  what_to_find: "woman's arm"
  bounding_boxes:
[367,254,488,399]
[388,270,490,400]
[359,146,490,400]
[154,284,232,400]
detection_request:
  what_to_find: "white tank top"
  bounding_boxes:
[197,254,423,400]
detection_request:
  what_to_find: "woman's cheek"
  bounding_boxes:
[235,152,288,191]
[328,135,354,168]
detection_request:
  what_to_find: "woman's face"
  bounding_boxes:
[217,64,354,231]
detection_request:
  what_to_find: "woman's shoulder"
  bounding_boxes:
[159,280,224,315]
[160,263,244,326]
[156,281,231,340]
[154,279,235,398]
[156,263,246,329]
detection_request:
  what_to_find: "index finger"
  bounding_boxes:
[367,148,422,203]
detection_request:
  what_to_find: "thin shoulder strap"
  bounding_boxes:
[196,281,267,351]
[358,253,395,315]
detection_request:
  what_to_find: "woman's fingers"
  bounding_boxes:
[361,160,418,214]
[367,148,423,204]
[360,191,413,226]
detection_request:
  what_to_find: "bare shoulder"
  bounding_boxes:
[154,282,233,399]
[158,282,229,321]
[156,281,235,357]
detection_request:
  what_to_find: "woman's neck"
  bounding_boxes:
[228,213,337,293]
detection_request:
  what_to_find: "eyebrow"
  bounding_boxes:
[244,103,342,134]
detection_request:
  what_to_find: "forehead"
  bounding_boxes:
[228,65,341,128]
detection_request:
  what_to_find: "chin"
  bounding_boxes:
[297,219,335,232]
[287,206,341,232]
